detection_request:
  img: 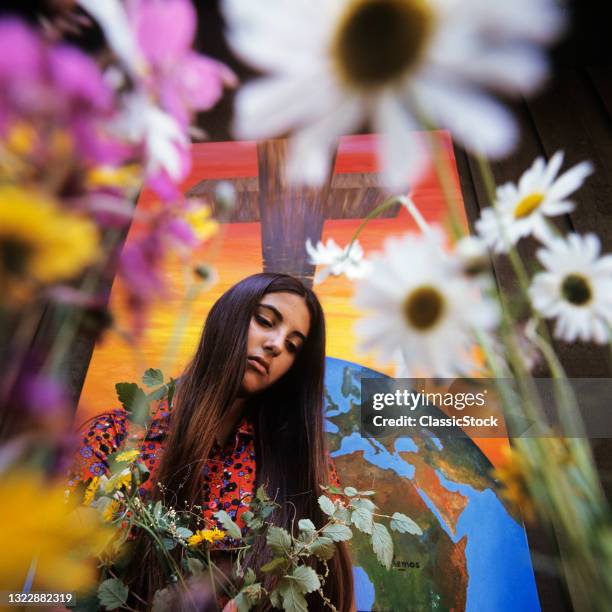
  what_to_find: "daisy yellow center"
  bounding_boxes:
[402,285,445,331]
[333,0,434,88]
[561,274,592,306]
[0,237,34,277]
[514,193,544,219]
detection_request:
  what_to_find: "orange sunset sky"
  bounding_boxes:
[76,133,507,465]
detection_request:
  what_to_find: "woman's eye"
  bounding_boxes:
[286,342,299,354]
[256,314,272,327]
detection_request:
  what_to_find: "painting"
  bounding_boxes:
[76,133,540,612]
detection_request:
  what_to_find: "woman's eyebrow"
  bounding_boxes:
[259,303,306,342]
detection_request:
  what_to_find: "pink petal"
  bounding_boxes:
[0,19,43,83]
[49,45,113,112]
[132,0,196,66]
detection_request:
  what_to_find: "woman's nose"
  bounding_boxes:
[263,334,282,356]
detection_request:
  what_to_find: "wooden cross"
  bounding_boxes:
[186,138,402,288]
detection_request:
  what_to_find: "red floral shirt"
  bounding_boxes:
[68,399,342,549]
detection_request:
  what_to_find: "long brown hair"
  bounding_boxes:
[129,273,353,610]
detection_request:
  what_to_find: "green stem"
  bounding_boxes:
[206,549,218,607]
[424,130,464,240]
[347,195,407,251]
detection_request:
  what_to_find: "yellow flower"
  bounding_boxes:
[187,528,226,547]
[115,449,141,463]
[104,469,132,494]
[0,471,112,592]
[102,499,121,522]
[492,446,535,522]
[184,203,219,243]
[5,123,37,156]
[0,187,99,295]
[86,164,142,190]
[82,477,100,507]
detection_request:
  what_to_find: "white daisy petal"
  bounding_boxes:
[233,74,337,140]
[530,233,612,344]
[541,150,564,189]
[374,93,428,192]
[306,237,370,284]
[448,45,549,94]
[354,227,498,376]
[77,0,146,78]
[286,97,364,185]
[414,78,518,158]
[223,0,562,184]
[547,161,594,201]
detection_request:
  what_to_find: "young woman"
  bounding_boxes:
[69,272,355,611]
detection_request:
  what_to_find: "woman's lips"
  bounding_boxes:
[247,356,268,375]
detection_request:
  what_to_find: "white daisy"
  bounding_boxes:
[222,0,564,190]
[306,238,371,284]
[354,227,498,376]
[529,233,612,344]
[453,235,491,277]
[476,152,593,253]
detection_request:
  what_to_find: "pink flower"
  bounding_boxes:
[0,17,120,166]
[131,0,236,127]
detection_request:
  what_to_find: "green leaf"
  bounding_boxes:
[309,536,336,561]
[233,592,251,612]
[326,485,343,495]
[244,567,256,586]
[151,587,174,612]
[162,537,176,551]
[115,382,147,414]
[390,512,423,535]
[261,505,274,519]
[318,495,335,517]
[291,565,320,594]
[371,522,393,570]
[142,368,164,387]
[357,490,376,496]
[298,518,316,533]
[260,557,289,573]
[322,523,352,542]
[175,527,193,540]
[279,577,308,612]
[343,486,358,497]
[256,486,270,503]
[351,506,373,535]
[186,557,204,575]
[350,497,376,512]
[266,526,292,556]
[242,511,255,524]
[334,506,351,524]
[98,578,128,611]
[153,501,163,522]
[214,510,243,540]
[270,588,282,610]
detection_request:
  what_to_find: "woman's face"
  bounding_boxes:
[241,291,311,395]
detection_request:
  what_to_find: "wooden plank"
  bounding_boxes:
[586,66,612,120]
[526,69,612,251]
[459,100,610,377]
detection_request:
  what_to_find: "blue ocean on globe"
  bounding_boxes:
[323,357,540,612]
